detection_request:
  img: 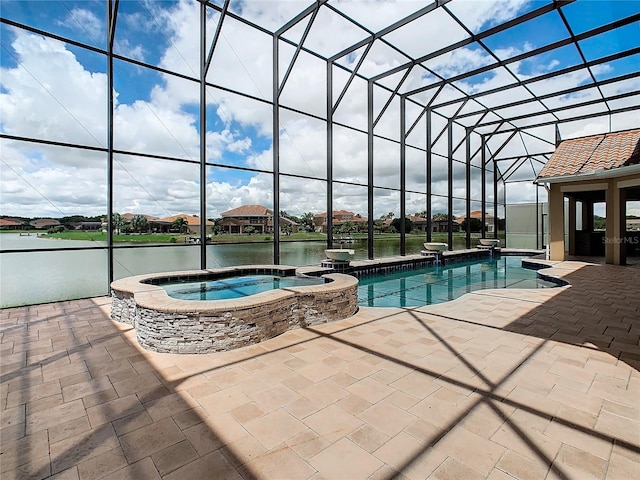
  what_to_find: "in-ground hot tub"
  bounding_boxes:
[162,273,327,300]
[110,265,358,354]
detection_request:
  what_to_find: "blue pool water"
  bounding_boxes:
[358,256,557,308]
[163,275,326,300]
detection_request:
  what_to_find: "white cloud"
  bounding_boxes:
[0,30,108,147]
[114,39,146,62]
[61,8,103,43]
[1,0,632,222]
[0,23,258,218]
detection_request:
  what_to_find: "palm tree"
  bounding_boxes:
[340,221,355,235]
[300,212,315,232]
[131,214,149,233]
[111,213,125,235]
[172,217,188,234]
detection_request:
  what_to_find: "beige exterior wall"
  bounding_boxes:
[546,171,640,265]
[548,183,565,261]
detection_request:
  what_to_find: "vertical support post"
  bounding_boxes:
[400,96,406,255]
[605,181,626,265]
[199,1,207,268]
[272,34,280,264]
[568,197,576,255]
[493,160,498,240]
[367,80,374,260]
[481,135,486,239]
[426,109,432,242]
[583,200,592,231]
[326,60,333,249]
[503,184,507,246]
[447,122,453,250]
[532,184,540,249]
[107,0,116,287]
[465,128,471,249]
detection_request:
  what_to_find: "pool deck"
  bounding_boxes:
[1,259,639,479]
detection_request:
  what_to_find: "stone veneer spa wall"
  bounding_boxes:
[110,266,358,354]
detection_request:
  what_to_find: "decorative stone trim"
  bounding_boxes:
[110,266,358,354]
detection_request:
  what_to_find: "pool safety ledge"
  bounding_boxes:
[110,265,359,354]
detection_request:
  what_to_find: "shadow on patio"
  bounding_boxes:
[1,259,638,479]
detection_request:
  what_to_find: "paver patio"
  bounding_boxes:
[1,259,639,479]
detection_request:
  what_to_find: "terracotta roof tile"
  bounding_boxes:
[30,218,61,228]
[121,213,159,221]
[0,219,24,227]
[221,205,272,217]
[155,214,214,225]
[314,210,355,218]
[456,211,494,222]
[537,128,640,179]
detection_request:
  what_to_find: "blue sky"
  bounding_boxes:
[1,0,638,219]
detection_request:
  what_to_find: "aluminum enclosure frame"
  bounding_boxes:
[1,0,638,286]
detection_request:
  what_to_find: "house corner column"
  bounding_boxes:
[548,183,565,261]
[605,180,626,265]
[568,197,576,256]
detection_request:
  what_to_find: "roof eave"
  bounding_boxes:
[535,163,640,185]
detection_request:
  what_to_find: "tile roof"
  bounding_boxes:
[455,211,494,222]
[155,214,214,225]
[221,205,272,217]
[537,128,640,179]
[30,218,61,228]
[314,210,356,218]
[121,213,159,221]
[0,219,24,227]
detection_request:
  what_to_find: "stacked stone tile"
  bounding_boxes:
[111,268,358,354]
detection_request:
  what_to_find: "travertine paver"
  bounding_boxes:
[1,259,638,479]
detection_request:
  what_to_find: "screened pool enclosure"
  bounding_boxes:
[1,0,639,306]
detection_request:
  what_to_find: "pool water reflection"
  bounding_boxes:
[162,274,326,301]
[358,256,557,308]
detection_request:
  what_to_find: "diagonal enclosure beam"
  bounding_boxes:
[373,67,413,129]
[499,157,528,182]
[328,0,452,62]
[371,0,576,82]
[204,0,229,76]
[486,131,519,166]
[279,7,320,96]
[332,40,375,113]
[107,0,119,50]
[275,0,328,36]
[453,69,640,122]
[487,104,640,135]
[405,13,640,97]
[475,88,640,130]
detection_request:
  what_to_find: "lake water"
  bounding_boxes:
[0,233,472,307]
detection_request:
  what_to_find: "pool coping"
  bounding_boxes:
[110,265,358,314]
[300,247,548,279]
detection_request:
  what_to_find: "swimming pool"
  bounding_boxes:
[358,256,558,307]
[162,274,326,300]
